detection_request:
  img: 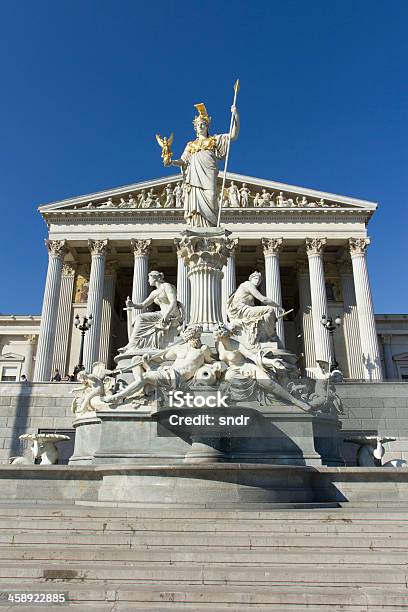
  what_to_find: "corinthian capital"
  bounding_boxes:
[88,239,109,257]
[349,237,370,257]
[62,262,76,277]
[305,237,326,256]
[262,237,283,257]
[45,239,67,258]
[131,239,151,257]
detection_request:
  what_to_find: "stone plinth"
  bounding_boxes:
[4,464,408,506]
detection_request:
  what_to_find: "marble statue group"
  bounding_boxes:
[72,99,343,421]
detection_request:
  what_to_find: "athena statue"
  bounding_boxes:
[169,103,240,227]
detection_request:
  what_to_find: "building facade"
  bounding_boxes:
[2,172,407,382]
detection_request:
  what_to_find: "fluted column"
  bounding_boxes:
[52,262,76,376]
[349,238,383,380]
[340,260,364,379]
[99,261,117,367]
[306,238,332,365]
[297,261,316,373]
[175,239,191,324]
[131,239,151,318]
[178,231,234,332]
[34,240,67,381]
[83,239,109,372]
[222,240,237,323]
[262,238,285,346]
[22,335,37,380]
[382,335,395,380]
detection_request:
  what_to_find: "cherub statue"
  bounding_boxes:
[156,133,174,167]
[306,360,344,414]
[70,361,116,414]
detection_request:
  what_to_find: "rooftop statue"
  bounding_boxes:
[156,91,240,227]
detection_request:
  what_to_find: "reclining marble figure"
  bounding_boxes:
[105,325,212,403]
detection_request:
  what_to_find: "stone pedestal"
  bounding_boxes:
[176,228,235,332]
[69,414,102,465]
[90,409,192,465]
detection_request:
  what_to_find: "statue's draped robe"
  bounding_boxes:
[123,284,181,352]
[181,134,229,227]
[227,281,277,347]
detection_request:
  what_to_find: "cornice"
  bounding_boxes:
[42,206,373,226]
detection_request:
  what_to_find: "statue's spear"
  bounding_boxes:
[217,79,240,227]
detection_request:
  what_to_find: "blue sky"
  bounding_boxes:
[0,0,407,314]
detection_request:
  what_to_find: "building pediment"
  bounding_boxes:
[38,171,377,222]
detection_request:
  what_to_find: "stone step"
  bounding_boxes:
[2,582,408,609]
[2,605,407,612]
[0,561,406,585]
[2,518,408,533]
[0,545,406,565]
[1,503,408,520]
[2,606,407,612]
[2,531,407,548]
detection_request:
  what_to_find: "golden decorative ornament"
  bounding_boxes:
[187,136,217,154]
[193,103,211,126]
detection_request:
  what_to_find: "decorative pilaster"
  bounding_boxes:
[34,240,67,381]
[305,238,332,365]
[175,238,191,324]
[52,262,76,376]
[349,238,383,380]
[99,261,117,367]
[131,239,151,318]
[222,239,238,323]
[297,261,316,373]
[340,259,365,379]
[262,238,285,347]
[177,229,235,332]
[83,239,109,372]
[22,335,37,380]
[381,335,395,380]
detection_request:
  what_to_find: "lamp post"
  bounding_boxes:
[73,314,93,379]
[321,314,341,372]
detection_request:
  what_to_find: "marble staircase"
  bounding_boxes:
[0,502,407,611]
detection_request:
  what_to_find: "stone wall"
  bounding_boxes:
[0,382,74,464]
[0,381,407,465]
[336,382,408,464]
